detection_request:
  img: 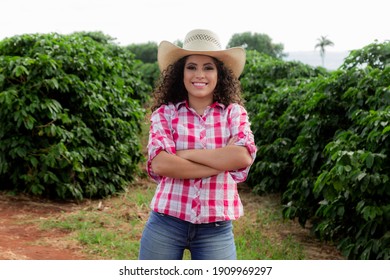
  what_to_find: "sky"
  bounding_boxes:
[1,0,388,53]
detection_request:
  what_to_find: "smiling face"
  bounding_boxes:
[183,55,218,112]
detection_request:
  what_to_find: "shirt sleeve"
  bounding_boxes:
[147,104,177,182]
[227,104,257,183]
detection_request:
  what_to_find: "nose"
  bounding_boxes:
[195,68,205,78]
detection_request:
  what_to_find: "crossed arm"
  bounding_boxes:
[151,141,253,179]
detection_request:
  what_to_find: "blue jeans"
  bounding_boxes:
[139,211,236,260]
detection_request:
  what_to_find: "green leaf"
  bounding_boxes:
[362,206,383,221]
[12,65,29,77]
[356,172,367,181]
[382,125,390,134]
[365,153,374,168]
[29,156,39,168]
[344,165,352,172]
[23,115,35,130]
[45,78,59,90]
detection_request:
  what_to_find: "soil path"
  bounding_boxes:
[0,193,85,260]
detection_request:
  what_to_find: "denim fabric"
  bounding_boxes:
[139,211,236,260]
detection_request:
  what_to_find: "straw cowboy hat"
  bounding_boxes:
[157,29,246,78]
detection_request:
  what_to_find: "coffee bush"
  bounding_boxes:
[0,32,150,199]
[242,42,390,259]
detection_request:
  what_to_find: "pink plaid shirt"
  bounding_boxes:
[147,100,257,224]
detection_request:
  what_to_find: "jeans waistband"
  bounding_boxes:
[155,211,231,228]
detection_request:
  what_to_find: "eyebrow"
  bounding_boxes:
[185,62,215,67]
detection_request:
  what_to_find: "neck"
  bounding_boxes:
[188,97,213,116]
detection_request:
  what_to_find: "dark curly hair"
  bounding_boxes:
[151,56,244,111]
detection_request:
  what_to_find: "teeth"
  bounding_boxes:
[193,83,206,86]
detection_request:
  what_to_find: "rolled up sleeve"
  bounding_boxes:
[147,105,176,182]
[228,104,257,183]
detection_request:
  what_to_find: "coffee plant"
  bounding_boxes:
[313,42,390,259]
[242,51,327,196]
[242,41,390,259]
[0,32,150,199]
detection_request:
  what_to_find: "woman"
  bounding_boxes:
[139,29,257,260]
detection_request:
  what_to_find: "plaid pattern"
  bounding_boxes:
[147,101,257,224]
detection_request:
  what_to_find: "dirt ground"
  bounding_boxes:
[0,190,343,260]
[0,193,86,260]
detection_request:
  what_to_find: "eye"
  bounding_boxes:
[185,64,197,70]
[204,65,215,71]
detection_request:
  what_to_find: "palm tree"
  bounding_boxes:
[315,35,334,67]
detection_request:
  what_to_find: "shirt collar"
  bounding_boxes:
[175,100,225,110]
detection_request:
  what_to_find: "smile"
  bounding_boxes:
[193,82,207,87]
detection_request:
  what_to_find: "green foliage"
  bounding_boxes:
[313,60,390,259]
[0,32,150,199]
[341,40,390,70]
[125,42,158,63]
[243,41,390,259]
[134,62,160,89]
[124,42,160,92]
[227,32,286,58]
[242,51,327,195]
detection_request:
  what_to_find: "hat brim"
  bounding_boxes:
[158,41,246,78]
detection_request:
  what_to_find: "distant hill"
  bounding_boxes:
[284,50,350,70]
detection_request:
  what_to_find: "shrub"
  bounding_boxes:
[0,32,150,199]
[242,42,390,259]
[313,42,390,259]
[242,51,326,195]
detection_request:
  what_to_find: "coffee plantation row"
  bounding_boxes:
[241,43,389,259]
[0,32,150,199]
[1,32,389,259]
